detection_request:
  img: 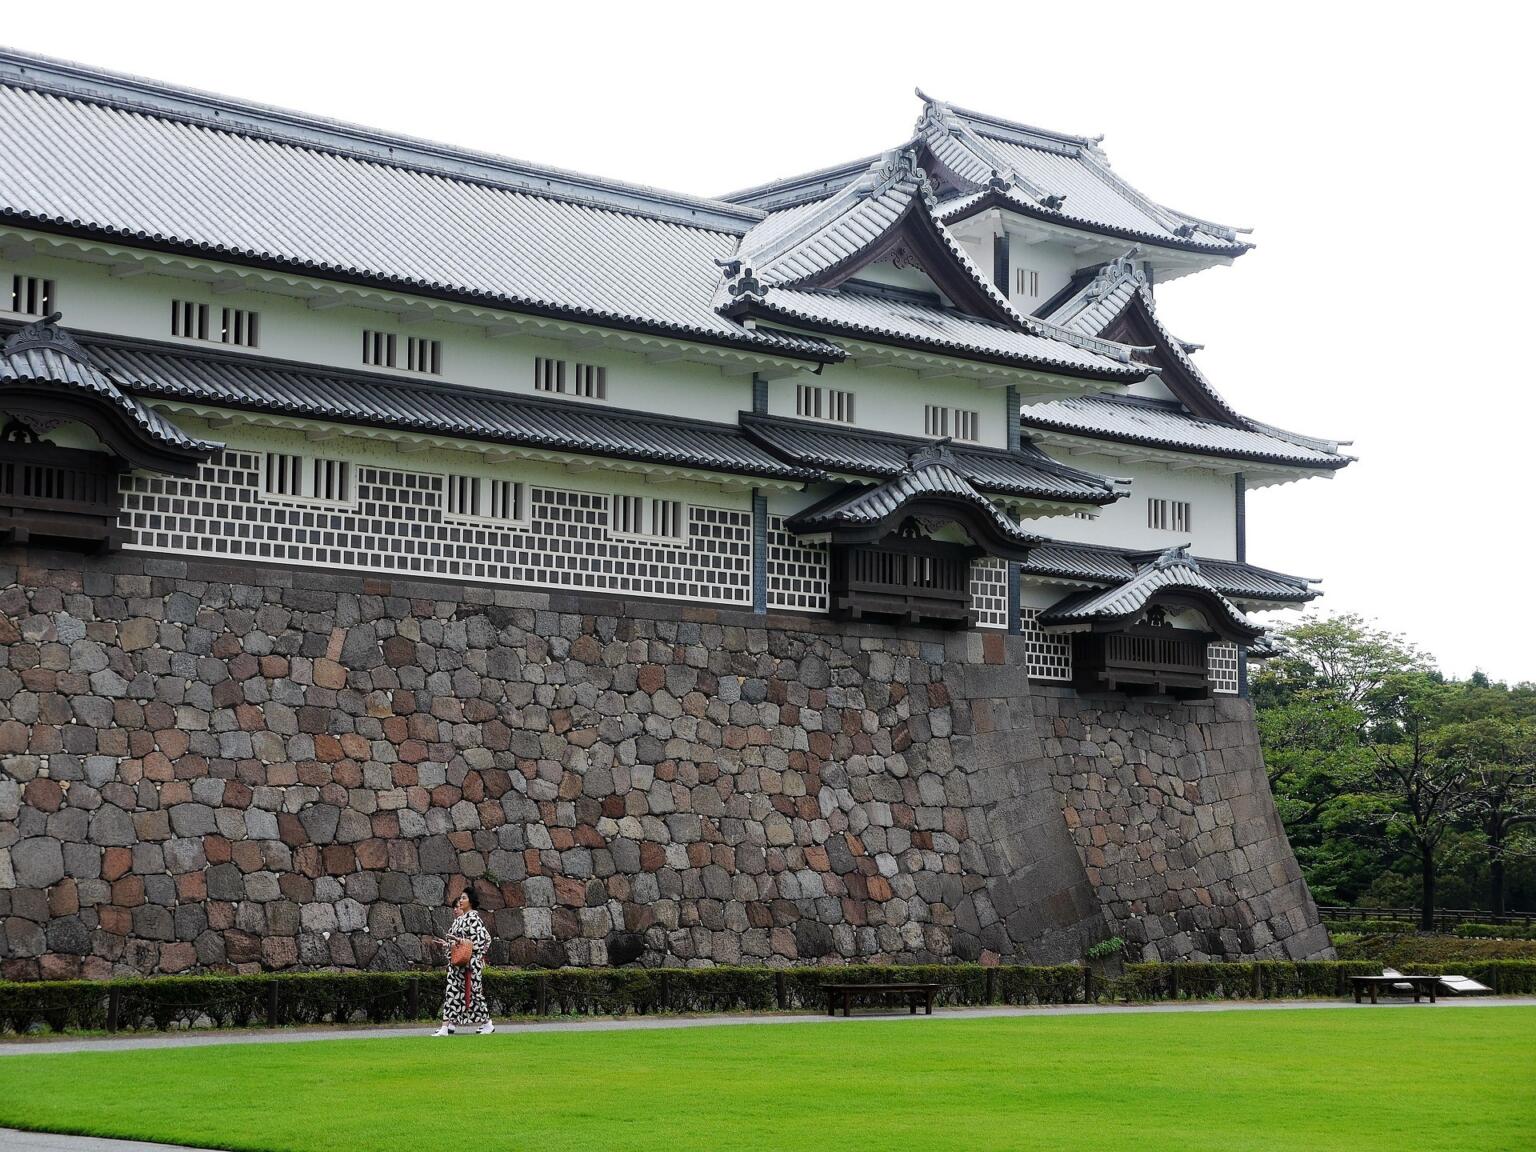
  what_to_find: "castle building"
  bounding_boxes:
[0,51,1348,977]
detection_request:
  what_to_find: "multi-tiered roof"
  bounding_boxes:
[0,48,1346,618]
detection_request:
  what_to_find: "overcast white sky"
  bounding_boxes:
[5,2,1531,681]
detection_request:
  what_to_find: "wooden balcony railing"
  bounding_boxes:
[0,441,126,549]
[830,539,972,626]
[1073,625,1213,698]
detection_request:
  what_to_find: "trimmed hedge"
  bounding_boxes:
[3,960,1533,1035]
[1323,919,1536,941]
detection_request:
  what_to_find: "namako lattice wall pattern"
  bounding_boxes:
[1207,642,1240,695]
[120,451,754,605]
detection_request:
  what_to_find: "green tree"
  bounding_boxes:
[1361,671,1467,929]
[1437,718,1536,915]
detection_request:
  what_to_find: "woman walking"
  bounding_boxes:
[433,889,494,1036]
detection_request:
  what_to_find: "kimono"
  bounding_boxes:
[442,909,492,1027]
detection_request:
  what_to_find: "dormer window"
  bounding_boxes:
[8,275,54,316]
[796,384,854,423]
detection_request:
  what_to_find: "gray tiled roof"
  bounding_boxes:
[77,335,819,482]
[1043,256,1247,424]
[0,63,841,362]
[1022,539,1317,605]
[1021,395,1349,469]
[0,318,215,453]
[735,287,1144,379]
[786,444,1039,553]
[916,97,1250,255]
[1034,257,1351,464]
[741,413,1119,504]
[1038,545,1261,639]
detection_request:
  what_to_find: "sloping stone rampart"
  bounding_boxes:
[0,548,1331,979]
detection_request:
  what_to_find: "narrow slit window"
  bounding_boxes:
[954,409,979,441]
[1016,268,1041,297]
[171,300,210,340]
[9,275,54,316]
[221,307,258,348]
[827,389,855,424]
[1147,498,1168,530]
[571,363,606,399]
[924,405,948,437]
[406,337,441,375]
[796,384,823,418]
[263,453,303,499]
[363,330,397,368]
[310,457,350,503]
[1172,501,1192,533]
[535,357,566,393]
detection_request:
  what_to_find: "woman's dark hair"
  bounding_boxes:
[458,888,478,910]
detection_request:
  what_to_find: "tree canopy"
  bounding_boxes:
[1254,614,1536,920]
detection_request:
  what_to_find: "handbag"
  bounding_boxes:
[449,937,473,968]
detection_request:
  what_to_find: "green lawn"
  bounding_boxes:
[2,1008,1533,1152]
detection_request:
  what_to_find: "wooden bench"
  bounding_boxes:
[1349,975,1439,1004]
[823,982,940,1017]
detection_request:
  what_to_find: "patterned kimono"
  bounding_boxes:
[442,910,492,1027]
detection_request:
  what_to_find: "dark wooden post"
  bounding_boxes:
[660,973,671,1012]
[774,971,786,1010]
[407,978,421,1020]
[1082,965,1093,1003]
[985,967,997,1006]
[266,980,280,1028]
[106,986,121,1033]
[536,975,549,1017]
[1168,966,1179,1002]
[1250,964,1262,999]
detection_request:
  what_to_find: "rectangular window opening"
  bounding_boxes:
[171,300,210,341]
[9,275,54,316]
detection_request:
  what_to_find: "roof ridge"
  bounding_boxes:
[0,46,765,234]
[716,154,888,209]
[917,89,1103,153]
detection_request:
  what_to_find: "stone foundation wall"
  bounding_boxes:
[0,547,1331,980]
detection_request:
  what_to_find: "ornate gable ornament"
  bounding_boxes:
[906,438,958,472]
[3,312,95,364]
[1085,248,1145,301]
[713,257,769,302]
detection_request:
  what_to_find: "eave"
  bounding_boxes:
[1025,426,1349,483]
[156,401,811,493]
[724,300,1145,388]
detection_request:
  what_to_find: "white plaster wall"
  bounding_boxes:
[1123,374,1179,403]
[768,359,1011,449]
[1033,448,1239,559]
[1005,236,1076,313]
[2,249,752,424]
[846,262,949,297]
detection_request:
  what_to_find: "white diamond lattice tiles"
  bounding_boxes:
[1208,642,1240,695]
[1020,605,1073,681]
[119,452,753,604]
[766,515,828,612]
[969,559,1008,630]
